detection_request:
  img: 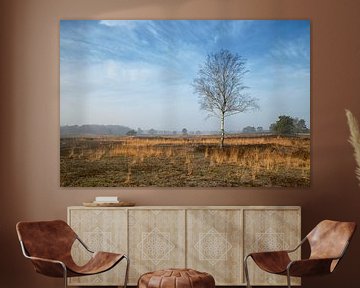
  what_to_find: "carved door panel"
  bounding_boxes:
[68,208,127,286]
[187,209,243,285]
[128,209,186,284]
[243,209,301,286]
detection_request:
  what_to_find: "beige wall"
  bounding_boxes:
[1,0,360,287]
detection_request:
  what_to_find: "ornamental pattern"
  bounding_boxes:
[138,228,175,265]
[252,228,287,252]
[84,227,113,252]
[194,227,232,265]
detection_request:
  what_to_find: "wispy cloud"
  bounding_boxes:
[60,20,310,131]
[99,20,137,29]
[270,37,310,67]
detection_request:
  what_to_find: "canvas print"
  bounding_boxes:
[60,20,310,187]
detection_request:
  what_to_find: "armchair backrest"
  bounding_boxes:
[307,220,356,261]
[16,220,77,261]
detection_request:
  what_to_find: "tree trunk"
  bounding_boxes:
[220,113,225,149]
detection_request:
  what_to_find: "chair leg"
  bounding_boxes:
[286,270,291,288]
[123,255,130,288]
[62,264,68,288]
[244,255,252,288]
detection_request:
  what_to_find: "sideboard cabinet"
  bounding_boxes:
[67,206,301,286]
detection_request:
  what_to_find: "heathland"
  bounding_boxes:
[60,134,310,187]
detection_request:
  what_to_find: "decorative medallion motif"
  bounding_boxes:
[252,228,288,251]
[194,227,232,265]
[138,228,175,265]
[84,227,113,251]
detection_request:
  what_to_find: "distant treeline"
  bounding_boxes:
[61,115,310,137]
[60,125,132,137]
[61,125,219,137]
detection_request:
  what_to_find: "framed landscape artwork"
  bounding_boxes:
[60,20,310,187]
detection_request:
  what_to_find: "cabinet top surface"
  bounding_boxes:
[68,205,301,210]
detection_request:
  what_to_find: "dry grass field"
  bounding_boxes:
[60,134,310,187]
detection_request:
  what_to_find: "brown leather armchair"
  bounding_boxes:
[244,220,356,288]
[16,220,129,288]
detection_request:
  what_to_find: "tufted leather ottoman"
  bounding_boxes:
[138,268,215,288]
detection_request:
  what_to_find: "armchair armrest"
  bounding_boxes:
[76,235,94,254]
[285,237,307,253]
[246,236,306,259]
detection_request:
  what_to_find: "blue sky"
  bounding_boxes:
[60,20,310,132]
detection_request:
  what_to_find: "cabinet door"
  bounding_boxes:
[128,209,186,284]
[244,209,301,286]
[187,209,243,285]
[68,208,127,286]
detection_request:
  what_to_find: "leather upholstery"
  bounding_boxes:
[307,220,356,260]
[16,220,124,278]
[138,269,215,288]
[250,251,291,274]
[249,220,356,277]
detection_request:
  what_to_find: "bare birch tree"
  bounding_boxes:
[193,49,259,148]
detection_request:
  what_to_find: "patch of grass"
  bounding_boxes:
[60,135,310,187]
